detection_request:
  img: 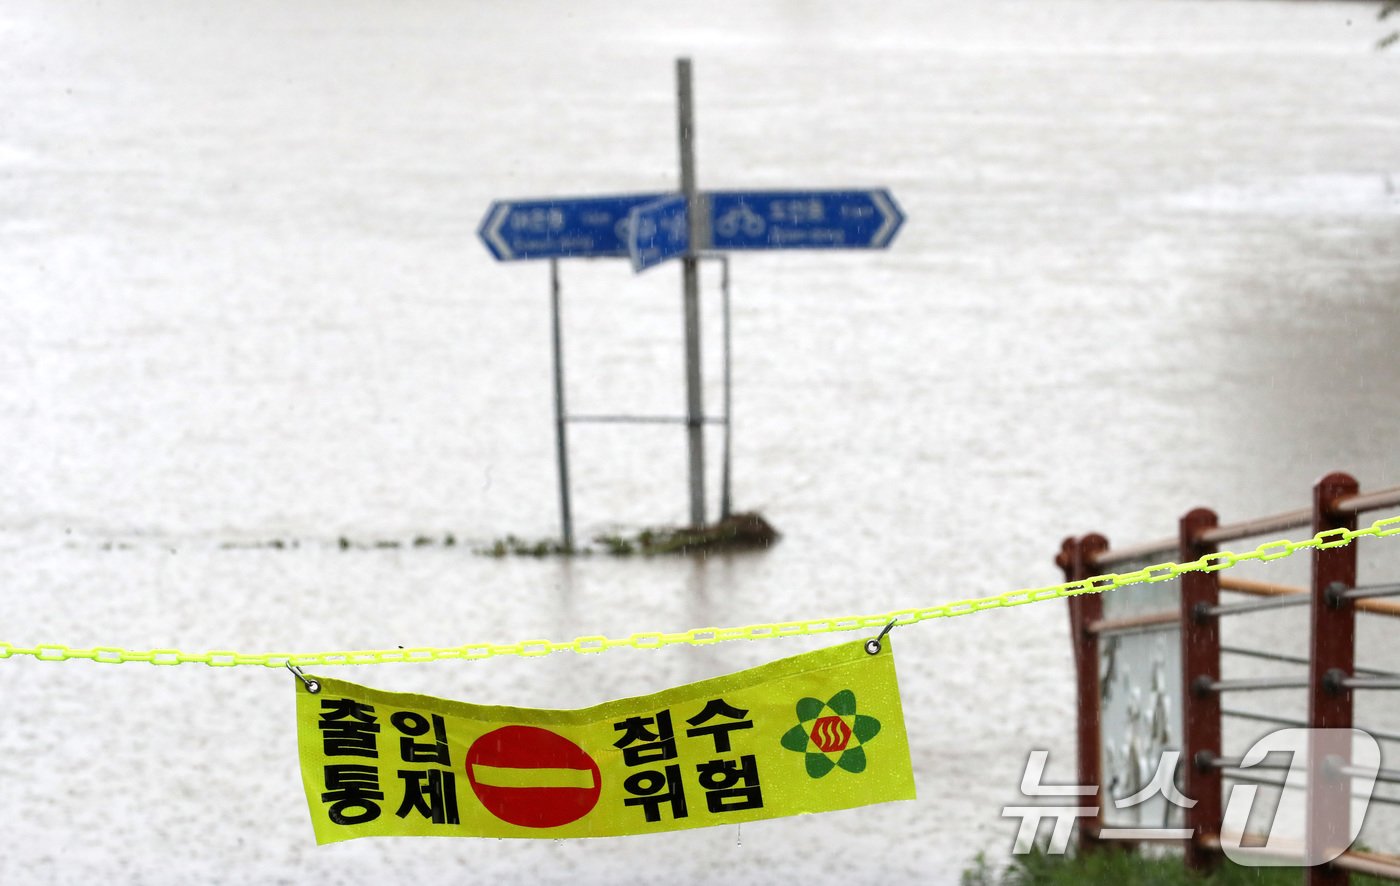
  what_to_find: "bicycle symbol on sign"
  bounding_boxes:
[714,204,766,238]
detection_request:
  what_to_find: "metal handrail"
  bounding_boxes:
[1197,676,1309,693]
[1198,595,1311,619]
[1199,508,1312,546]
[1221,707,1400,744]
[1089,486,1400,568]
[1330,673,1400,691]
[1211,755,1400,787]
[1219,577,1400,619]
[1213,772,1400,809]
[1220,646,1400,679]
[1334,485,1400,516]
[1337,583,1400,601]
[1071,482,1400,879]
[1330,763,1400,785]
[1094,540,1175,568]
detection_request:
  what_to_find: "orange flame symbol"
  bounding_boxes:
[809,715,852,753]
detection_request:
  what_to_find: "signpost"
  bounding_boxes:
[707,189,903,252]
[478,194,666,261]
[490,189,907,270]
[477,59,906,544]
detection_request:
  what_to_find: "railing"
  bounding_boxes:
[1056,472,1400,884]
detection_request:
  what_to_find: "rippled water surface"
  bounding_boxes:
[3,1,1399,882]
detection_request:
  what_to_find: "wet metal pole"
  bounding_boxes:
[550,258,574,549]
[677,58,706,528]
[720,255,732,520]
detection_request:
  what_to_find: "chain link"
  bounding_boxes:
[2,515,1396,668]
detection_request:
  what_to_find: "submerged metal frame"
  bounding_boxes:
[549,254,734,549]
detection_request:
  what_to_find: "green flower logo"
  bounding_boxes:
[780,689,882,778]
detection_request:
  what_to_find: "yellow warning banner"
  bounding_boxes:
[295,639,915,842]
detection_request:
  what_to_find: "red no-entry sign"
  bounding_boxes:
[465,725,602,828]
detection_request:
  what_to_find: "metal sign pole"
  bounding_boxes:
[550,258,574,549]
[677,57,706,528]
[719,255,732,521]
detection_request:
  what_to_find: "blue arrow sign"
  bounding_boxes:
[478,193,666,261]
[627,194,689,272]
[480,189,905,265]
[707,189,904,252]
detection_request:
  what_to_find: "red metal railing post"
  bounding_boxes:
[1179,507,1222,872]
[1061,533,1108,852]
[1306,472,1359,886]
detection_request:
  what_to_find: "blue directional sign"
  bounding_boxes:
[707,189,904,252]
[480,189,905,267]
[627,195,689,272]
[478,193,666,261]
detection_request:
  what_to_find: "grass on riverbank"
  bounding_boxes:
[477,512,780,557]
[961,848,1390,885]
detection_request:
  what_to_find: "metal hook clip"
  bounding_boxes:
[286,661,321,694]
[865,619,898,655]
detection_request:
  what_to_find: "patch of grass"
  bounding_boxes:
[607,512,781,556]
[475,535,576,558]
[594,534,636,556]
[473,512,780,558]
[961,847,1390,886]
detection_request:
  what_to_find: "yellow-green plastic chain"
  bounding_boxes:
[3,517,1396,668]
